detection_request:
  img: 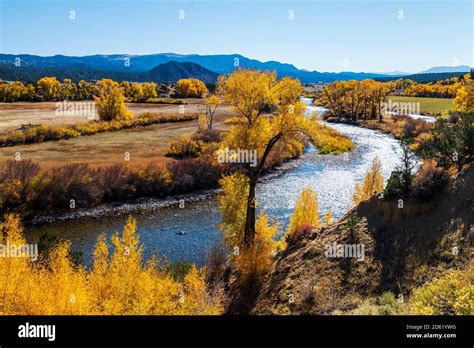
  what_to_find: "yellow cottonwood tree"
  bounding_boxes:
[94,86,133,121]
[176,79,208,98]
[37,77,61,101]
[217,69,353,247]
[218,172,249,251]
[288,187,320,235]
[453,84,474,112]
[142,82,158,101]
[352,157,384,205]
[234,212,279,279]
[323,210,333,225]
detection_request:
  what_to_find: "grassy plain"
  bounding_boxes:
[385,96,454,115]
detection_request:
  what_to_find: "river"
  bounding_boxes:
[25,98,404,266]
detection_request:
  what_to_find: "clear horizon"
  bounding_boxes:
[0,0,472,73]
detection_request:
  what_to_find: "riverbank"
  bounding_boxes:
[325,113,434,154]
[250,166,473,315]
[26,151,304,226]
[24,111,404,266]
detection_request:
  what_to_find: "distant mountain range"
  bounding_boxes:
[0,60,219,84]
[0,53,471,84]
[418,65,471,74]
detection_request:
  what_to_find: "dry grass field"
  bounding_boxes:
[0,100,234,170]
[0,99,209,133]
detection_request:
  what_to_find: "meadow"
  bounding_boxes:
[0,99,206,133]
[0,99,233,169]
[386,95,454,115]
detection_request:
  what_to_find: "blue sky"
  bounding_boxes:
[0,0,472,73]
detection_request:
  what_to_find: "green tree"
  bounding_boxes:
[429,112,474,171]
[384,140,416,199]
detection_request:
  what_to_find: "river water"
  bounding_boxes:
[25,98,404,266]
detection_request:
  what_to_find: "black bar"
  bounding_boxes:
[0,315,472,346]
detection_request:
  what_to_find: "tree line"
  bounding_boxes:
[319,74,472,121]
[0,77,210,102]
[319,79,392,121]
[403,73,471,98]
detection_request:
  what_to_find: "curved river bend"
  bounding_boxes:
[26,98,403,266]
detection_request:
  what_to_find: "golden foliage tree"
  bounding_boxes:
[453,84,474,112]
[176,79,208,98]
[218,172,249,251]
[142,82,158,101]
[352,157,384,205]
[94,86,133,121]
[60,78,78,100]
[129,83,144,102]
[0,214,222,315]
[320,79,393,121]
[217,69,353,247]
[234,212,279,279]
[96,78,119,96]
[37,77,61,101]
[323,210,333,225]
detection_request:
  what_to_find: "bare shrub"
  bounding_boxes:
[205,245,227,287]
[0,159,40,186]
[167,157,222,193]
[191,129,222,143]
[33,164,100,212]
[95,164,133,201]
[0,160,40,211]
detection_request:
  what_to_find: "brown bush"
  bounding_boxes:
[0,160,40,211]
[205,245,228,287]
[166,136,204,159]
[32,164,101,212]
[167,156,223,193]
[0,160,40,185]
[131,162,173,196]
[95,164,134,201]
[191,129,222,143]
